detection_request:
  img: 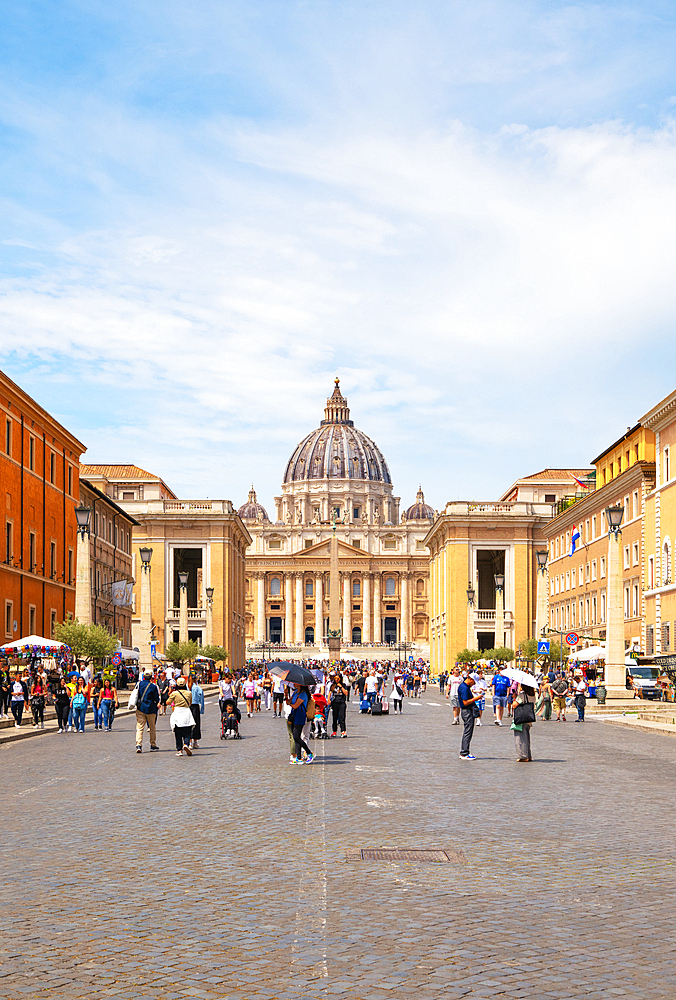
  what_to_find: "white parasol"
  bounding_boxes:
[500,666,540,689]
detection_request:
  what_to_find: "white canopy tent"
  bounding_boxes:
[569,645,636,666]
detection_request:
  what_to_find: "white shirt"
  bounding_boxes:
[272,676,285,694]
[365,676,378,693]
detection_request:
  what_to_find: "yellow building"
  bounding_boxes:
[80,465,251,672]
[641,390,676,661]
[544,423,655,654]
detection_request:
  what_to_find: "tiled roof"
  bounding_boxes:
[519,468,594,482]
[80,464,160,479]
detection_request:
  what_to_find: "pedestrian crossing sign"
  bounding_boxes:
[537,640,550,654]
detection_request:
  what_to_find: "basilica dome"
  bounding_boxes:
[238,486,270,522]
[283,380,392,484]
[404,487,434,520]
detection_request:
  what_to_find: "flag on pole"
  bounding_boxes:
[569,525,580,556]
[572,473,590,490]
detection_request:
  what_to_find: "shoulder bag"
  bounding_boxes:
[128,684,139,711]
[513,698,536,725]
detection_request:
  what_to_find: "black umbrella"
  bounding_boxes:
[269,662,317,686]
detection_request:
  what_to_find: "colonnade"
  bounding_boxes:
[251,569,415,644]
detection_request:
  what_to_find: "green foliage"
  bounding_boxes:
[53,616,117,665]
[456,648,481,664]
[490,646,515,664]
[198,644,229,663]
[521,638,563,665]
[165,640,200,665]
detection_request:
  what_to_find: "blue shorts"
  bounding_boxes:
[493,695,508,708]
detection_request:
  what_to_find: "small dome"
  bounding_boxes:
[238,486,269,522]
[283,379,392,484]
[404,487,434,521]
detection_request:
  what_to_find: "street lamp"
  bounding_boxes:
[605,505,624,538]
[205,586,214,646]
[206,586,214,601]
[535,549,549,640]
[494,573,505,591]
[74,505,92,539]
[466,581,476,649]
[139,546,153,570]
[178,571,189,589]
[535,550,548,572]
[494,572,505,651]
[466,583,475,604]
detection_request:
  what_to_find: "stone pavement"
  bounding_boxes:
[2,691,675,999]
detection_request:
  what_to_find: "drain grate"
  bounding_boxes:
[346,848,464,863]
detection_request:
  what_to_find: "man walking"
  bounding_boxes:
[551,672,569,722]
[491,668,510,726]
[135,667,160,753]
[458,671,480,760]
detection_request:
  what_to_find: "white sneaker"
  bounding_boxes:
[14,723,20,728]
[477,721,482,726]
[58,728,63,733]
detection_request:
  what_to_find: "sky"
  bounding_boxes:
[2,0,676,512]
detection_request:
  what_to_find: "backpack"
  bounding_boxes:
[306,696,316,720]
[72,692,86,709]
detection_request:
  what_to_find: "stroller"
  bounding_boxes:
[309,693,329,739]
[220,698,242,740]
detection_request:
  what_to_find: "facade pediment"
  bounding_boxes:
[294,538,371,559]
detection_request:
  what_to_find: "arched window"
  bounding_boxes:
[416,579,424,597]
[305,579,313,597]
[304,626,315,644]
[270,577,281,596]
[385,577,396,596]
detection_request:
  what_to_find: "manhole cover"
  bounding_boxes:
[345,848,464,863]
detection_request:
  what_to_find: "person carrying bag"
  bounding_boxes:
[166,677,195,757]
[511,683,537,762]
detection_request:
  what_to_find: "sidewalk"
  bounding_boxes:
[0,683,221,746]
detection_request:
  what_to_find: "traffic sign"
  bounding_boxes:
[565,632,579,646]
[111,652,122,666]
[409,656,414,662]
[537,640,550,655]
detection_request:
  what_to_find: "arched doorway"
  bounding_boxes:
[304,626,315,645]
[351,626,362,644]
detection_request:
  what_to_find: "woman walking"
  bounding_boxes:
[286,683,314,765]
[243,672,256,717]
[91,675,103,729]
[329,672,349,737]
[54,678,71,733]
[30,674,47,729]
[97,677,119,732]
[10,674,27,728]
[512,682,537,762]
[71,678,88,732]
[167,676,195,756]
[391,673,404,714]
[262,669,273,712]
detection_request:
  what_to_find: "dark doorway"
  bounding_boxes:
[188,630,202,644]
[477,632,495,652]
[269,617,282,643]
[351,626,362,643]
[477,550,505,609]
[304,626,314,644]
[384,617,398,644]
[174,548,203,607]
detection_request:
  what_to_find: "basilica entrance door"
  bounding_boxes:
[268,617,282,643]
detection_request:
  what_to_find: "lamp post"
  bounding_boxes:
[205,586,214,646]
[494,572,505,651]
[535,549,548,643]
[74,506,92,624]
[178,569,189,644]
[138,546,153,674]
[604,505,626,699]
[466,581,475,650]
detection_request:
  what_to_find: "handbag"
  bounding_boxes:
[128,684,139,711]
[513,700,536,725]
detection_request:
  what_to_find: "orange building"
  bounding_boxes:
[0,370,86,641]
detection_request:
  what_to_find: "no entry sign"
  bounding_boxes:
[565,632,579,646]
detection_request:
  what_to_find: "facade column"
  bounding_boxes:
[606,526,626,699]
[256,574,265,641]
[315,574,323,644]
[285,573,293,644]
[138,559,153,674]
[373,573,381,642]
[401,573,410,641]
[343,573,352,645]
[363,573,372,642]
[75,530,92,625]
[295,573,304,644]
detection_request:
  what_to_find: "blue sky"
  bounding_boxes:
[2,1,676,510]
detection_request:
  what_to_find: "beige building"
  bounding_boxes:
[77,477,137,646]
[641,390,676,659]
[79,465,251,673]
[239,380,433,655]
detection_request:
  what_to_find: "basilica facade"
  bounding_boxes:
[239,380,433,654]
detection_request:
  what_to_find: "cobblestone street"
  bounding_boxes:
[2,692,675,999]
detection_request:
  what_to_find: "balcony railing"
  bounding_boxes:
[167,607,207,620]
[473,609,514,623]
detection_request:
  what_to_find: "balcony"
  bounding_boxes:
[444,501,553,516]
[472,609,514,626]
[166,607,207,621]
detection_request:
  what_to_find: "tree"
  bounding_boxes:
[456,648,481,664]
[165,640,199,666]
[53,616,118,666]
[199,644,229,664]
[491,646,515,665]
[521,638,563,666]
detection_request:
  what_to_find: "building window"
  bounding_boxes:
[623,546,630,570]
[304,539,313,549]
[68,548,73,584]
[353,507,360,520]
[49,452,55,484]
[353,580,361,596]
[633,490,639,519]
[385,577,396,596]
[601,592,606,622]
[28,435,35,471]
[624,585,630,619]
[592,596,597,624]
[50,610,57,637]
[5,520,12,564]
[416,579,424,596]
[646,625,654,655]
[383,540,397,550]
[600,556,606,578]
[5,601,12,638]
[585,598,590,625]
[624,496,630,523]
[68,465,73,496]
[270,577,281,596]
[571,602,575,625]
[544,494,555,503]
[29,531,36,572]
[5,419,10,456]
[591,560,597,582]
[352,539,361,549]
[555,538,559,558]
[268,540,281,550]
[649,556,654,589]
[665,447,671,483]
[585,563,590,583]
[579,566,584,587]
[633,583,639,617]
[29,605,36,633]
[305,580,313,597]
[663,623,671,652]
[50,541,56,579]
[122,491,135,500]
[332,506,341,520]
[585,520,590,543]
[633,542,639,566]
[550,541,555,560]
[592,516,596,539]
